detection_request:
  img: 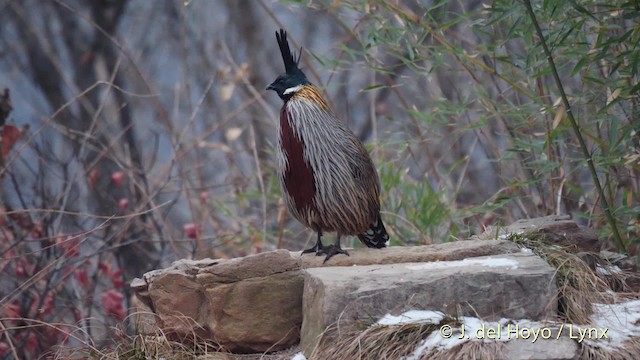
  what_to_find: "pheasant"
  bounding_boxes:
[266,29,389,263]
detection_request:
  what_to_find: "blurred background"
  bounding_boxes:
[0,0,637,357]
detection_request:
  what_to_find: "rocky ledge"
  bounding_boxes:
[131,215,638,359]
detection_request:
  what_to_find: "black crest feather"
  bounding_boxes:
[276,29,302,74]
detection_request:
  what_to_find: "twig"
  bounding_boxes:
[523,0,625,252]
[249,124,268,249]
[0,320,19,360]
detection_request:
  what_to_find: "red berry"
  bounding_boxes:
[118,198,129,213]
[111,171,125,187]
[183,223,199,239]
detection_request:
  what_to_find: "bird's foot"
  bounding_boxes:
[301,243,322,255]
[316,245,349,264]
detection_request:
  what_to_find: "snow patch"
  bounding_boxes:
[387,299,640,359]
[520,247,533,254]
[400,316,542,359]
[377,310,445,326]
[595,265,622,276]
[291,352,306,360]
[406,257,519,271]
[582,299,640,351]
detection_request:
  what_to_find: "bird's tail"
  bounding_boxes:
[358,217,389,248]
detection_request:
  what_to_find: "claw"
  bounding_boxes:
[302,243,322,254]
[317,245,350,264]
[300,231,349,263]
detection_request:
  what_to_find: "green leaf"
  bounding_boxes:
[360,84,387,92]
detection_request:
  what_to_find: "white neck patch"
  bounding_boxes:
[283,84,304,95]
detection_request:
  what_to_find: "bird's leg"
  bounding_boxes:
[317,234,350,263]
[302,229,325,254]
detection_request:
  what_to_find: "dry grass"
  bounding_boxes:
[313,321,445,360]
[52,319,300,360]
[312,316,506,360]
[50,324,222,360]
[422,342,504,360]
[507,232,640,359]
[579,341,640,360]
[507,232,640,324]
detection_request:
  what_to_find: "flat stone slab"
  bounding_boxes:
[293,239,521,268]
[301,252,558,356]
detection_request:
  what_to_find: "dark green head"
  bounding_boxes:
[266,29,310,101]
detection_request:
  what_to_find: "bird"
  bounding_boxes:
[266,29,389,263]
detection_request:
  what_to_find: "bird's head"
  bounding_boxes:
[266,29,310,101]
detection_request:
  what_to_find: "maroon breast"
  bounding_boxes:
[280,106,315,214]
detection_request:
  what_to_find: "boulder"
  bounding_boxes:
[479,215,603,253]
[300,252,558,357]
[137,251,304,353]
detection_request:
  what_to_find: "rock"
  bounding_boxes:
[502,336,578,360]
[294,238,521,268]
[129,283,157,334]
[196,346,301,360]
[300,252,557,357]
[131,239,531,354]
[197,353,237,360]
[136,250,304,353]
[479,215,603,253]
[202,271,303,352]
[129,217,626,358]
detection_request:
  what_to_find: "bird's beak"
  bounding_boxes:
[266,83,275,91]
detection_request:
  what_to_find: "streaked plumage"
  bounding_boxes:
[267,29,389,262]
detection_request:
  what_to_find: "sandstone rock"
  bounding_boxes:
[203,271,303,352]
[479,215,603,253]
[501,336,578,360]
[135,250,303,353]
[293,238,521,268]
[300,252,557,357]
[131,239,531,354]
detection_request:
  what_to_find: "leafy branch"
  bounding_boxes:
[523,0,626,252]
